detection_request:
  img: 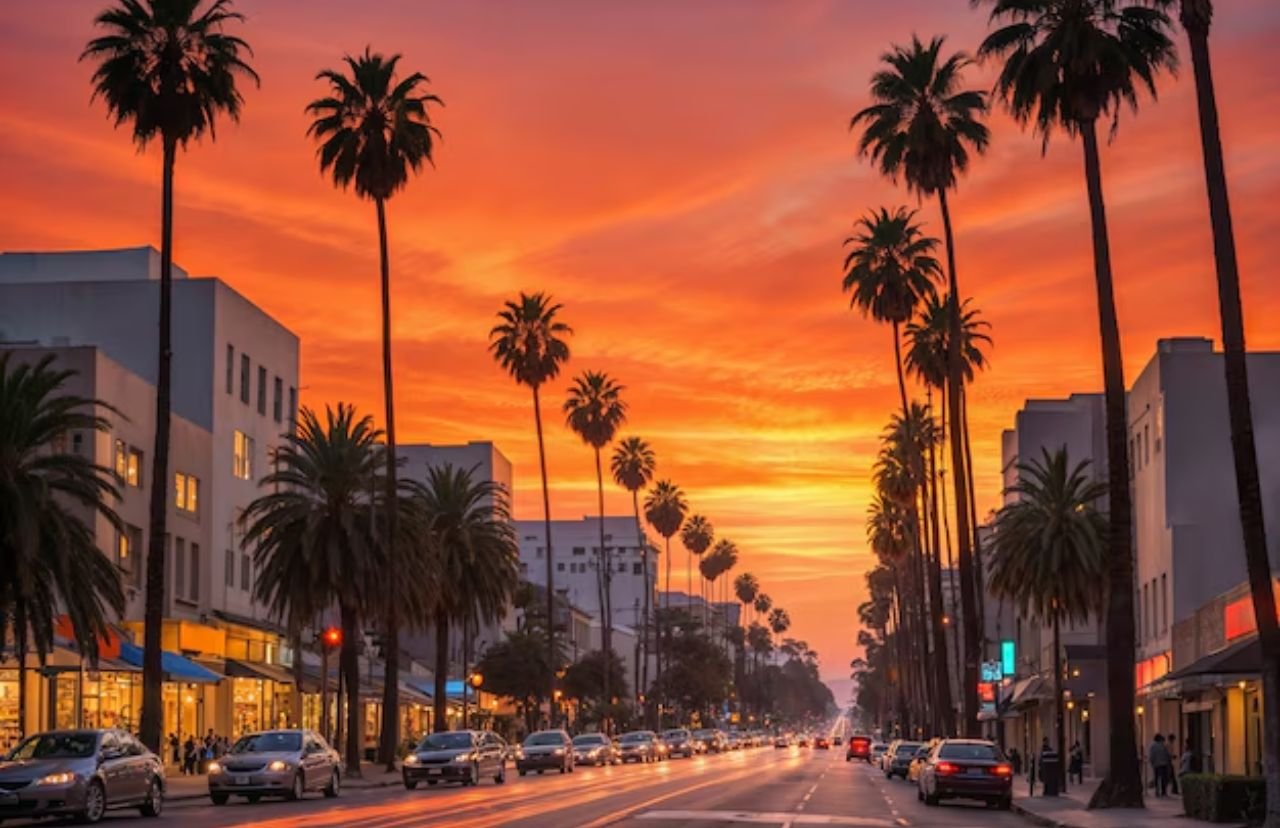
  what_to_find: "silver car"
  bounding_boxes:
[0,729,164,824]
[208,729,341,804]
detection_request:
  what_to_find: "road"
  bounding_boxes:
[21,746,1032,827]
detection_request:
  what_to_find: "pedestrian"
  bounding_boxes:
[1180,737,1196,781]
[1148,733,1171,797]
[182,736,198,775]
[1069,741,1084,785]
[1008,747,1023,776]
[1167,734,1179,795]
[167,733,179,766]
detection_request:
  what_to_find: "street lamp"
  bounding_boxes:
[318,627,342,742]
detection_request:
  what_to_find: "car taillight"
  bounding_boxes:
[992,764,1013,776]
[935,761,959,776]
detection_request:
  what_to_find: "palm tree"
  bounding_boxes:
[842,206,942,417]
[611,436,656,698]
[82,0,257,752]
[564,370,627,722]
[644,480,688,709]
[490,292,572,718]
[305,46,442,763]
[978,0,1176,802]
[734,573,759,622]
[767,607,790,659]
[241,404,383,775]
[413,464,520,733]
[0,354,127,740]
[680,515,714,626]
[988,448,1107,795]
[852,33,989,735]
[753,593,772,628]
[708,540,739,646]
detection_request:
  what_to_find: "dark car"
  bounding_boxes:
[884,740,923,778]
[516,730,574,776]
[815,736,831,750]
[845,734,871,762]
[918,739,1013,809]
[691,729,727,754]
[571,734,616,767]
[403,730,507,788]
[660,729,696,759]
[209,729,341,803]
[616,731,659,764]
[0,729,164,824]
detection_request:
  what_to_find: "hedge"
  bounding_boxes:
[1181,773,1265,824]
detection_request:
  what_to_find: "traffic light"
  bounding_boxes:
[322,627,342,649]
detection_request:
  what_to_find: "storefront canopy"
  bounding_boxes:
[1146,636,1261,698]
[118,642,221,683]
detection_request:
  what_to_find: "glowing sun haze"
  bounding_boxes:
[3,0,1279,698]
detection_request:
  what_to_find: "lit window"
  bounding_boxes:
[114,439,127,479]
[233,431,254,480]
[127,449,143,488]
[175,473,199,514]
[117,530,131,571]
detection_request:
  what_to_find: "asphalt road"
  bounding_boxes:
[9,748,1032,827]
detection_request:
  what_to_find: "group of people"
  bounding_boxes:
[1008,737,1086,796]
[168,729,232,775]
[1149,732,1198,797]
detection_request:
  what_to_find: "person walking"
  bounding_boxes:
[182,736,198,775]
[1148,733,1172,797]
[1180,736,1196,781]
[1069,740,1084,785]
[1167,734,1180,795]
[1008,746,1023,776]
[167,733,179,767]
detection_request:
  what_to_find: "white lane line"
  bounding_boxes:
[635,811,899,826]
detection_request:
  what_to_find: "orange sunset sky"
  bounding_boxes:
[2,1,1279,699]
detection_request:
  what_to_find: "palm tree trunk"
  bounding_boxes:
[893,321,910,418]
[939,391,961,675]
[1054,613,1066,794]
[433,610,449,734]
[594,448,612,731]
[1183,7,1280,821]
[340,604,362,776]
[15,605,26,741]
[532,384,557,726]
[926,434,956,735]
[961,386,987,654]
[140,134,177,754]
[1078,118,1141,808]
[936,187,980,738]
[290,624,304,727]
[632,490,650,719]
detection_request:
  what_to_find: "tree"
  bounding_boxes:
[644,479,688,709]
[851,33,989,735]
[705,539,739,644]
[978,0,1176,804]
[82,0,258,752]
[988,448,1107,794]
[305,46,442,764]
[753,592,772,624]
[680,515,714,627]
[476,627,560,734]
[734,573,759,619]
[0,354,127,739]
[241,403,382,775]
[650,627,732,722]
[413,464,519,733]
[611,436,656,700]
[563,370,627,728]
[490,292,572,720]
[563,649,630,722]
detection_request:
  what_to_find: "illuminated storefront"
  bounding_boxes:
[0,669,19,751]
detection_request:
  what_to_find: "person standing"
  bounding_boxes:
[1009,746,1023,776]
[1148,733,1172,797]
[1069,740,1084,785]
[1167,734,1180,795]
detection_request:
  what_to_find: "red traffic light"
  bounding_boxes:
[322,627,342,648]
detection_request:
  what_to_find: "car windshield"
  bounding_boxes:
[939,743,1001,761]
[662,730,688,739]
[232,732,302,754]
[525,732,564,746]
[9,732,98,760]
[418,733,473,751]
[619,733,649,744]
[572,735,607,746]
[692,729,713,738]
[896,744,922,756]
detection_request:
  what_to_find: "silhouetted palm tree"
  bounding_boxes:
[611,436,656,697]
[679,515,714,627]
[490,292,572,717]
[644,480,687,707]
[978,0,1176,801]
[306,46,442,762]
[82,0,257,751]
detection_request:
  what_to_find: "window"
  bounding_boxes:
[557,562,565,572]
[116,529,132,573]
[1161,574,1169,633]
[288,386,297,424]
[189,543,199,602]
[633,563,643,575]
[240,553,251,591]
[257,366,267,415]
[617,562,626,573]
[174,537,186,601]
[233,431,254,480]
[226,344,235,394]
[126,448,142,488]
[240,354,251,403]
[1144,425,1151,465]
[273,377,283,423]
[175,472,199,514]
[72,433,83,455]
[114,439,127,479]
[535,547,543,559]
[225,549,235,588]
[572,546,586,557]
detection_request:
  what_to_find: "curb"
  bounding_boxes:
[164,776,403,803]
[1011,799,1071,828]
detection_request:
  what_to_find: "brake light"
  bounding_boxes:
[992,764,1013,776]
[935,761,959,776]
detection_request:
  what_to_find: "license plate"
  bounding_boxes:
[426,769,441,776]
[967,769,985,776]
[234,776,249,785]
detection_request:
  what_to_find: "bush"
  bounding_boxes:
[1181,774,1265,824]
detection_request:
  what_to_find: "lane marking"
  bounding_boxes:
[635,812,900,826]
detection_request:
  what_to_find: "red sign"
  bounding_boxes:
[1136,653,1170,688]
[979,682,996,703]
[1224,582,1280,642]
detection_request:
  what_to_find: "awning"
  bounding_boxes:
[210,610,284,635]
[226,659,295,685]
[1007,675,1052,707]
[399,681,431,706]
[1145,637,1261,697]
[118,642,220,683]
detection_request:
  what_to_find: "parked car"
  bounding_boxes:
[402,730,506,788]
[845,734,872,762]
[884,741,923,778]
[660,729,696,759]
[917,739,1013,809]
[0,729,164,824]
[616,731,660,764]
[871,742,888,764]
[907,743,934,782]
[571,734,616,767]
[210,728,341,804]
[692,729,727,754]
[515,730,574,776]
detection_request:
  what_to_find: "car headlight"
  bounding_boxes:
[589,748,602,757]
[403,754,419,766]
[453,752,475,763]
[553,747,565,756]
[268,760,290,772]
[36,772,76,786]
[207,762,223,775]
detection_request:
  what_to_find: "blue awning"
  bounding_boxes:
[118,642,221,683]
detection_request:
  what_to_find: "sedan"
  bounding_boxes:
[692,729,727,754]
[845,735,871,762]
[402,730,506,788]
[660,729,696,759]
[0,729,164,824]
[616,731,660,764]
[815,736,831,750]
[918,739,1013,809]
[884,741,922,778]
[571,734,616,766]
[515,730,574,776]
[209,729,340,804]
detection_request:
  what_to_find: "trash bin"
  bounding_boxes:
[1040,752,1061,796]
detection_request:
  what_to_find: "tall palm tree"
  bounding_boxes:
[0,355,127,740]
[82,0,257,752]
[733,573,759,623]
[611,436,656,698]
[708,540,739,646]
[842,206,942,418]
[988,448,1107,795]
[490,292,572,718]
[241,403,383,775]
[413,464,520,733]
[852,34,989,735]
[753,592,772,628]
[306,47,442,763]
[767,607,790,660]
[564,370,627,721]
[978,0,1176,802]
[680,515,714,627]
[644,480,687,710]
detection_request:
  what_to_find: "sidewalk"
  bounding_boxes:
[1012,777,1242,828]
[164,766,403,802]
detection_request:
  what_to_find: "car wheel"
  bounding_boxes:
[247,794,262,804]
[285,772,305,802]
[427,780,438,786]
[211,793,229,805]
[79,779,106,824]
[494,764,506,785]
[324,770,340,798]
[404,779,419,790]
[518,770,527,777]
[140,776,163,817]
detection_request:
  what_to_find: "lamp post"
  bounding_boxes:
[318,626,342,742]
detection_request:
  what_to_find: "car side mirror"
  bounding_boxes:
[100,749,123,763]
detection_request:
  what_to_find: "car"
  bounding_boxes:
[845,735,872,762]
[660,729,696,759]
[0,728,164,824]
[692,728,727,753]
[515,730,574,776]
[724,732,743,751]
[917,739,1013,809]
[773,733,791,749]
[907,743,935,783]
[616,731,660,764]
[884,740,923,778]
[833,735,844,746]
[401,730,506,789]
[796,734,811,748]
[571,733,616,766]
[815,736,831,750]
[210,728,341,803]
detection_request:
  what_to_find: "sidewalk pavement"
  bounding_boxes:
[1012,777,1243,828]
[164,766,403,802]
